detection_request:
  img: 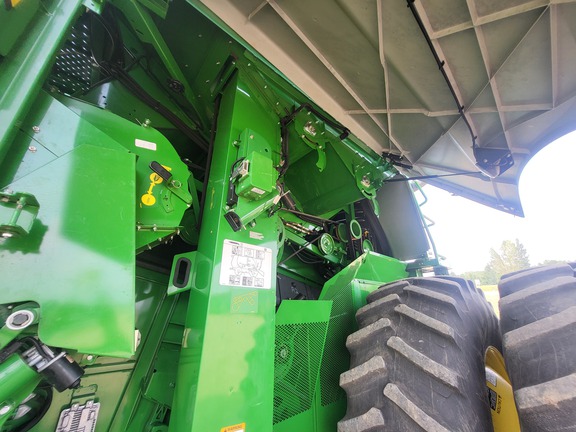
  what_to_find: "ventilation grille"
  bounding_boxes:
[320,286,353,406]
[48,19,94,95]
[273,322,327,424]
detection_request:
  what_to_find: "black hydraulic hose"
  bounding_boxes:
[105,65,208,151]
[406,0,477,148]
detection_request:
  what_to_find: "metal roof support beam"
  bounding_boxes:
[377,0,395,153]
[466,3,550,152]
[551,3,559,107]
[431,0,575,39]
[466,0,513,152]
[411,0,480,157]
[263,0,413,161]
[247,1,268,21]
[344,103,553,116]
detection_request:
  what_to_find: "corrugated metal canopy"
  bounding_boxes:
[195,0,576,216]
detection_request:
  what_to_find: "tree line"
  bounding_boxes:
[456,239,570,285]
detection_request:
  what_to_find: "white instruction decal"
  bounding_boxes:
[220,239,272,289]
[249,231,264,240]
[135,139,157,151]
[485,367,498,387]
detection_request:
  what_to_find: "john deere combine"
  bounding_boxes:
[1,0,575,431]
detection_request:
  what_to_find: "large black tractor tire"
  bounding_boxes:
[498,263,576,432]
[339,277,499,432]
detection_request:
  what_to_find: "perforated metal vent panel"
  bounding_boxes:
[273,322,327,424]
[48,19,93,95]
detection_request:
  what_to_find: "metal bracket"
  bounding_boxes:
[0,192,39,238]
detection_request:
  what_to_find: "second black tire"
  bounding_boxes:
[339,277,499,432]
[498,263,576,432]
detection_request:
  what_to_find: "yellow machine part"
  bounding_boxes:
[485,346,521,432]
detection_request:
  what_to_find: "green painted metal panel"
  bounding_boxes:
[17,268,181,432]
[273,300,331,431]
[3,91,195,252]
[56,95,194,251]
[315,253,408,430]
[0,144,136,357]
[169,74,280,432]
[0,0,40,57]
[0,0,83,165]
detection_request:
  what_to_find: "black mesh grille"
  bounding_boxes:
[48,20,93,95]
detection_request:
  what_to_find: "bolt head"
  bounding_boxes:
[0,405,11,416]
[32,126,40,133]
[28,146,37,153]
[11,313,29,326]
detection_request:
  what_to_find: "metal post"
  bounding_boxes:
[170,73,279,431]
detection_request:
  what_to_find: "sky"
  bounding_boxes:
[422,131,576,274]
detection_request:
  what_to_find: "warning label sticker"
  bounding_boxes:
[221,423,245,432]
[485,367,498,387]
[220,240,272,289]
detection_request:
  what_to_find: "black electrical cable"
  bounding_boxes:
[181,158,206,172]
[103,65,208,151]
[406,0,477,149]
[20,337,53,359]
[87,10,208,150]
[385,170,481,182]
[229,157,246,177]
[279,208,339,226]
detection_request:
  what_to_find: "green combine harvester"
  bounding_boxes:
[1,0,575,431]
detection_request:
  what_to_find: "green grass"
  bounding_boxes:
[479,285,499,317]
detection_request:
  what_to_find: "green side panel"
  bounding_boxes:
[315,253,408,430]
[273,300,332,432]
[1,89,194,251]
[0,144,136,357]
[55,96,194,251]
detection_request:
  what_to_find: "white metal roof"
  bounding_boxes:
[196,0,576,216]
